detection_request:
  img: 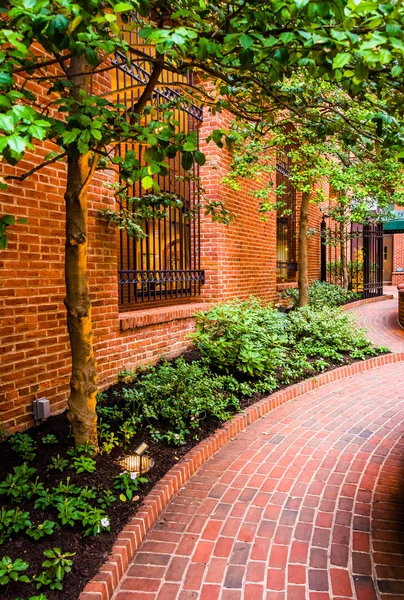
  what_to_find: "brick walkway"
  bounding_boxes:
[112,363,404,600]
[112,296,404,600]
[347,288,404,352]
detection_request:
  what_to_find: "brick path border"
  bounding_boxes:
[79,352,404,600]
[342,294,394,311]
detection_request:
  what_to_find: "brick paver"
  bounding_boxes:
[112,357,404,600]
[348,287,404,352]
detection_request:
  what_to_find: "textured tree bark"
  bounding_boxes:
[64,56,99,450]
[340,221,349,290]
[298,191,310,307]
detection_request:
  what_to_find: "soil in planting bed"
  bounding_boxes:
[0,349,387,600]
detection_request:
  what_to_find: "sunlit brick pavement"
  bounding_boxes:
[347,288,404,352]
[113,360,404,600]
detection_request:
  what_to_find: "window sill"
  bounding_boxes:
[276,282,298,291]
[120,302,211,331]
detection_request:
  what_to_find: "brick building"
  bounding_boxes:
[0,60,323,433]
[383,208,404,285]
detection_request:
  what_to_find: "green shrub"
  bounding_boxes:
[105,358,240,446]
[287,305,378,361]
[279,280,360,308]
[191,298,381,383]
[191,298,289,377]
[9,433,37,461]
[109,298,383,446]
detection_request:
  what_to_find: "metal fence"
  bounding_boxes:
[320,217,383,298]
[111,30,204,309]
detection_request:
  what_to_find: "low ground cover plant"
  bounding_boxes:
[0,296,386,600]
[279,280,360,308]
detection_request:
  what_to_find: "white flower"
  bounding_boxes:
[101,518,110,528]
[130,472,138,480]
[174,434,180,439]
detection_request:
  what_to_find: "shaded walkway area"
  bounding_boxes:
[348,288,404,351]
[113,360,404,600]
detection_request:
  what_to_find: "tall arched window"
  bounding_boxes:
[276,152,297,282]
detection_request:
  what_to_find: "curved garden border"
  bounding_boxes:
[342,293,394,311]
[79,351,404,600]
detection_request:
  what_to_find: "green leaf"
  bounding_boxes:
[280,32,295,44]
[49,14,69,36]
[239,48,254,68]
[354,61,369,82]
[0,114,14,133]
[29,124,47,140]
[0,72,13,87]
[119,493,127,502]
[8,135,26,154]
[84,48,99,67]
[78,139,89,154]
[332,53,352,69]
[0,96,11,108]
[141,175,154,190]
[239,34,254,49]
[62,129,80,144]
[392,65,403,77]
[114,2,134,12]
[91,129,102,141]
[183,135,197,152]
[2,215,15,225]
[194,151,206,166]
[181,151,193,171]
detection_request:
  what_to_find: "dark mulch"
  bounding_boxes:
[0,347,386,600]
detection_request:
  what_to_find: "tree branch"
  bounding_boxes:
[4,152,67,182]
[13,55,72,74]
[129,59,164,116]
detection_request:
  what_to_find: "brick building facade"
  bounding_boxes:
[0,70,323,433]
[389,233,404,285]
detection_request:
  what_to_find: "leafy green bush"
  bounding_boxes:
[98,357,240,446]
[9,433,37,461]
[191,298,381,384]
[191,298,289,377]
[287,305,378,361]
[108,297,384,447]
[279,280,360,308]
[0,556,29,585]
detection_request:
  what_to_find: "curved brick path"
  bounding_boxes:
[113,362,404,600]
[112,296,404,600]
[347,288,404,351]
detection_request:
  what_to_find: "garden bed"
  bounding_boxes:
[0,299,389,600]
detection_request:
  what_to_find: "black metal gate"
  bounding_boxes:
[320,218,383,298]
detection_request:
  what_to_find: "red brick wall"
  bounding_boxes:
[0,98,282,432]
[393,234,404,270]
[0,58,327,433]
[391,234,404,285]
[198,109,277,303]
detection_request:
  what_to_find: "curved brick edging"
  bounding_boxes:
[79,352,404,600]
[343,294,394,311]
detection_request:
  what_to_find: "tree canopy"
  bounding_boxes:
[2,0,404,445]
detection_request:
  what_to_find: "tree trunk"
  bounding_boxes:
[298,191,310,307]
[340,221,349,290]
[64,56,99,450]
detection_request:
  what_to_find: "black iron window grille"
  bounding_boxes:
[111,33,204,309]
[276,153,297,282]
